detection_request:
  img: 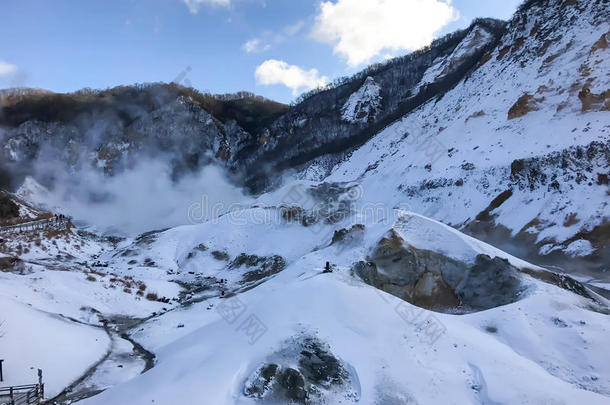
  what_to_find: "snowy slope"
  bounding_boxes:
[0,296,109,397]
[15,176,65,215]
[2,1,609,404]
[314,0,610,269]
[3,179,609,404]
[419,24,494,87]
[76,206,610,405]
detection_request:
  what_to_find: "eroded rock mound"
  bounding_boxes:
[243,335,359,404]
[353,230,526,312]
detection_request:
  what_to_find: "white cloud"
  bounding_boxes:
[183,0,230,14]
[0,61,18,77]
[255,59,328,95]
[0,61,25,86]
[242,38,271,53]
[284,20,305,36]
[311,0,458,66]
[242,21,306,54]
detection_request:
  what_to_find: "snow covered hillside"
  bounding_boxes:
[303,0,610,274]
[73,196,610,404]
[3,176,610,404]
[1,0,609,404]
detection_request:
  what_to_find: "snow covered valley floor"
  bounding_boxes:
[1,182,610,405]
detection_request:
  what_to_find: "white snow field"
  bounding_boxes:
[75,207,610,405]
[3,185,610,404]
[0,296,109,398]
[1,0,609,404]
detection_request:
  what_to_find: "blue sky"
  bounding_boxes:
[0,0,522,103]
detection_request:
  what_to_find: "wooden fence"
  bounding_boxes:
[0,384,43,405]
[0,218,69,234]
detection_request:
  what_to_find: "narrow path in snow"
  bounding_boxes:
[43,276,240,404]
[46,315,155,405]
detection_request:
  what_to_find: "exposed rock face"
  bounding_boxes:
[578,85,610,112]
[458,255,523,309]
[0,256,25,273]
[280,182,363,229]
[353,230,525,312]
[229,253,286,283]
[330,224,365,245]
[508,93,542,119]
[419,24,495,87]
[0,192,19,221]
[341,77,382,124]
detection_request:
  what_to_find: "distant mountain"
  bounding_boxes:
[0,19,505,192]
[0,85,288,189]
[238,18,507,190]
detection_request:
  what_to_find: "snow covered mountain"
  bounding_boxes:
[0,86,288,189]
[301,0,610,274]
[1,0,610,404]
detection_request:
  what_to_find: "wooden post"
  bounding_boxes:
[38,369,44,400]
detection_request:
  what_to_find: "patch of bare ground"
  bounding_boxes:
[578,85,610,112]
[145,292,158,301]
[514,37,525,49]
[542,52,561,66]
[537,35,563,57]
[590,32,608,54]
[465,110,485,122]
[516,217,546,235]
[475,189,514,222]
[566,222,610,251]
[496,45,510,60]
[477,52,492,68]
[563,213,580,227]
[508,93,543,119]
[0,256,24,272]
